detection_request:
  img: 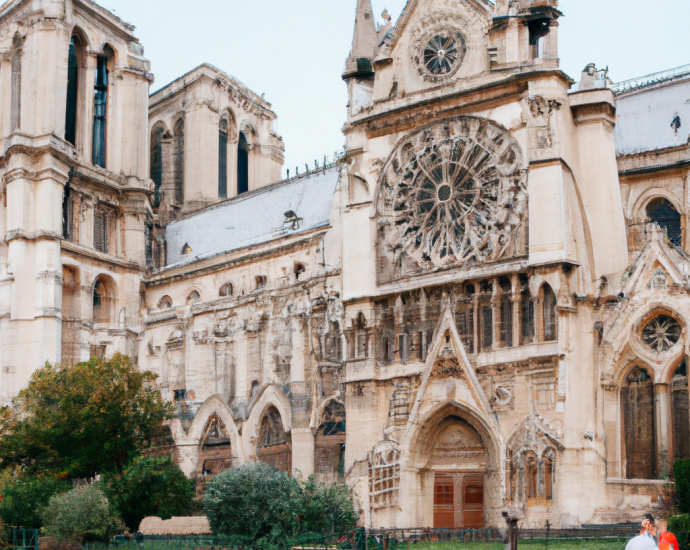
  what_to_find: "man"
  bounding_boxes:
[625,514,659,550]
[658,520,679,550]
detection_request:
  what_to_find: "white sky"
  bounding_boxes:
[100,0,690,179]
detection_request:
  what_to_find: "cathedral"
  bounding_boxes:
[0,0,689,530]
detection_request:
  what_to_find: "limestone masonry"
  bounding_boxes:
[1,0,689,529]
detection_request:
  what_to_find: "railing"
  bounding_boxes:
[611,63,690,94]
[11,529,39,550]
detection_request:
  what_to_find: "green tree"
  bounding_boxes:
[0,473,70,529]
[677,460,690,514]
[42,484,122,542]
[0,354,174,479]
[103,457,196,532]
[204,463,357,545]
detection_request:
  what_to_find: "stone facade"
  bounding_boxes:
[1,0,690,531]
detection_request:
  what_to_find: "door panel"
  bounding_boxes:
[462,475,484,529]
[433,474,455,528]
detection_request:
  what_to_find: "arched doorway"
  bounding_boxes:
[621,365,655,479]
[196,414,233,496]
[427,418,488,529]
[257,407,291,475]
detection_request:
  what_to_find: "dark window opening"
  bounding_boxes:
[543,284,557,341]
[521,290,535,344]
[11,33,22,132]
[500,296,513,348]
[150,125,164,207]
[158,296,173,309]
[219,117,228,198]
[528,19,550,59]
[182,243,192,256]
[255,275,267,290]
[65,38,79,146]
[219,283,233,297]
[647,197,682,247]
[173,119,185,204]
[62,182,74,242]
[238,131,249,195]
[479,300,493,352]
[92,47,112,168]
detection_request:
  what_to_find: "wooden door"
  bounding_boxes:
[462,475,484,528]
[433,474,455,528]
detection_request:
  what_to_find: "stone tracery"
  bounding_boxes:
[377,117,527,282]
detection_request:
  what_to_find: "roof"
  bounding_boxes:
[164,167,340,269]
[612,64,690,96]
[138,516,211,536]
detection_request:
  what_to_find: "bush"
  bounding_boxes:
[42,484,122,542]
[668,515,690,550]
[0,473,70,529]
[103,457,196,532]
[677,460,690,514]
[204,463,357,547]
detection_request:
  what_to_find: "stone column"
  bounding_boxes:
[654,383,670,478]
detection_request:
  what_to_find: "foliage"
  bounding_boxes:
[42,483,122,542]
[0,472,70,529]
[669,515,690,550]
[204,462,357,547]
[0,354,174,479]
[103,456,196,532]
[676,460,690,514]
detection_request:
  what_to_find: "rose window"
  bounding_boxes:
[376,117,527,281]
[412,28,466,82]
[642,315,681,352]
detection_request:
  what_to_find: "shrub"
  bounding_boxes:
[668,514,690,550]
[0,473,70,529]
[103,456,196,532]
[41,484,122,542]
[677,460,690,514]
[204,463,357,547]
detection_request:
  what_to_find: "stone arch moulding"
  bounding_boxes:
[310,395,345,431]
[220,108,238,142]
[631,187,684,222]
[374,115,528,285]
[184,394,246,464]
[244,384,293,449]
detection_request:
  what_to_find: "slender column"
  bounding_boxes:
[654,383,670,478]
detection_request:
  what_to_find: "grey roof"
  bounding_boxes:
[165,167,340,269]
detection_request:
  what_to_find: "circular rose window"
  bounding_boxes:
[642,314,681,352]
[412,29,467,82]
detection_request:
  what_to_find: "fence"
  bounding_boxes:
[12,529,39,550]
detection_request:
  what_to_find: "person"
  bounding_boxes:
[658,520,679,550]
[625,514,659,550]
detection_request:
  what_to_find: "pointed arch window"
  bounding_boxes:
[647,197,682,247]
[219,116,229,198]
[173,118,185,204]
[521,282,536,345]
[92,45,113,168]
[65,36,82,146]
[150,125,164,206]
[237,131,249,195]
[10,33,22,132]
[622,365,655,479]
[542,284,557,341]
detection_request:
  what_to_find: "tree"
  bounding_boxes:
[204,463,357,544]
[103,457,196,532]
[0,473,70,529]
[0,354,174,479]
[42,484,122,542]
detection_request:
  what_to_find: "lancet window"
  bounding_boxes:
[92,45,113,168]
[150,125,164,206]
[219,116,229,198]
[237,131,249,195]
[10,33,22,132]
[173,118,185,205]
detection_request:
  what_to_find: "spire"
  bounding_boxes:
[343,0,378,79]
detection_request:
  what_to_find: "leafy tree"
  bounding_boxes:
[677,459,690,514]
[42,484,122,542]
[0,354,174,479]
[0,473,70,529]
[103,457,196,532]
[204,463,357,545]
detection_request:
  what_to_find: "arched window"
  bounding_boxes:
[218,116,229,198]
[173,118,185,205]
[647,197,682,247]
[92,45,113,168]
[93,276,115,324]
[187,290,201,305]
[673,358,690,462]
[524,451,538,500]
[257,407,291,475]
[219,283,233,297]
[521,280,535,345]
[315,401,346,482]
[158,295,173,309]
[542,284,557,341]
[150,125,164,206]
[11,33,22,132]
[65,35,83,146]
[478,281,493,352]
[237,131,249,195]
[543,449,555,500]
[621,365,655,479]
[498,278,513,348]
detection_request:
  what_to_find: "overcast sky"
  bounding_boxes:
[100,0,690,179]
